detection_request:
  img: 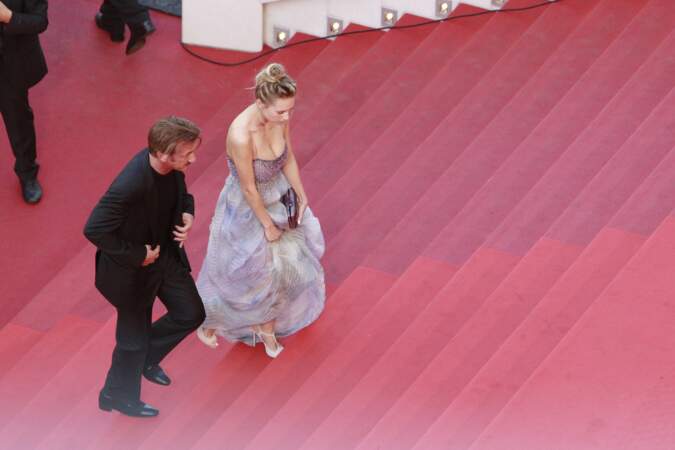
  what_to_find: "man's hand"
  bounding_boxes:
[173,213,194,248]
[0,2,12,24]
[142,245,160,266]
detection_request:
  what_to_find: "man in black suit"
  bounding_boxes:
[94,0,155,55]
[84,116,206,417]
[0,0,47,204]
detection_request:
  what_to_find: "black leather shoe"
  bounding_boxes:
[95,12,124,42]
[126,19,156,55]
[98,391,159,417]
[143,364,171,386]
[20,178,42,204]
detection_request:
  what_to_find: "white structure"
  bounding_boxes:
[182,0,503,53]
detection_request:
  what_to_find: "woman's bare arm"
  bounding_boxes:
[282,123,309,224]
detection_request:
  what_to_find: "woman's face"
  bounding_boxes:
[258,96,295,124]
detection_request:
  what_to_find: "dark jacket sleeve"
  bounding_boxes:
[183,192,195,216]
[83,170,147,268]
[2,0,48,36]
[179,172,195,216]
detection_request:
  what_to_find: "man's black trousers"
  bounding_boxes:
[103,251,205,401]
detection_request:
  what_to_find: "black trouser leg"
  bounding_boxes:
[103,305,152,401]
[0,78,39,182]
[145,255,205,366]
[97,1,124,37]
[100,0,150,28]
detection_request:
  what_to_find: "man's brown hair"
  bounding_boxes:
[148,116,201,156]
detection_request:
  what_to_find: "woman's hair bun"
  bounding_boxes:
[266,63,286,82]
[255,62,297,104]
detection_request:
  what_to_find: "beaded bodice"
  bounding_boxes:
[227,146,288,184]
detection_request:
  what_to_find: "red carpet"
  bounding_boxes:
[1,0,674,448]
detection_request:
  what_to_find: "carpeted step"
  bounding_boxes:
[361,0,645,280]
[423,0,672,267]
[307,0,543,240]
[298,4,493,208]
[416,136,675,449]
[0,318,117,448]
[0,315,100,430]
[288,14,439,166]
[354,18,674,450]
[285,24,384,142]
[0,324,43,380]
[320,0,597,284]
[472,211,675,449]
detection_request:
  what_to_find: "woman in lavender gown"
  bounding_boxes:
[195,63,325,358]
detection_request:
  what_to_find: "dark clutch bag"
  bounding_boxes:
[280,187,299,229]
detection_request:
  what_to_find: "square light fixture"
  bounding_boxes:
[327,17,343,36]
[436,0,452,18]
[273,26,290,47]
[381,7,398,27]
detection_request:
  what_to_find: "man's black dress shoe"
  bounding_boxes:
[98,391,159,417]
[126,19,156,55]
[95,12,124,42]
[20,178,42,204]
[143,364,171,386]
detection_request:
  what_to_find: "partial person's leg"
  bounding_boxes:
[146,255,205,366]
[104,0,155,54]
[253,320,283,354]
[103,0,149,26]
[103,305,152,401]
[97,0,125,41]
[197,325,218,348]
[0,81,39,184]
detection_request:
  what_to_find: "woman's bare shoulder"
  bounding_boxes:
[226,120,253,159]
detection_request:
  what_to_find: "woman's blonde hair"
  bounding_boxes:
[255,63,297,105]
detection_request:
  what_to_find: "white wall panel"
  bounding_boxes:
[182,0,263,52]
[183,0,500,52]
[264,0,327,46]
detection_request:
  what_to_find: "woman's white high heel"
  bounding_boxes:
[197,327,218,349]
[253,327,284,358]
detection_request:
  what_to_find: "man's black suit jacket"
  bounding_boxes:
[0,0,48,89]
[84,149,196,308]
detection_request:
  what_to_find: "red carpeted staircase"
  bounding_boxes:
[1,0,674,448]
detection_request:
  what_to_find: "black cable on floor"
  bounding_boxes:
[181,0,563,67]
